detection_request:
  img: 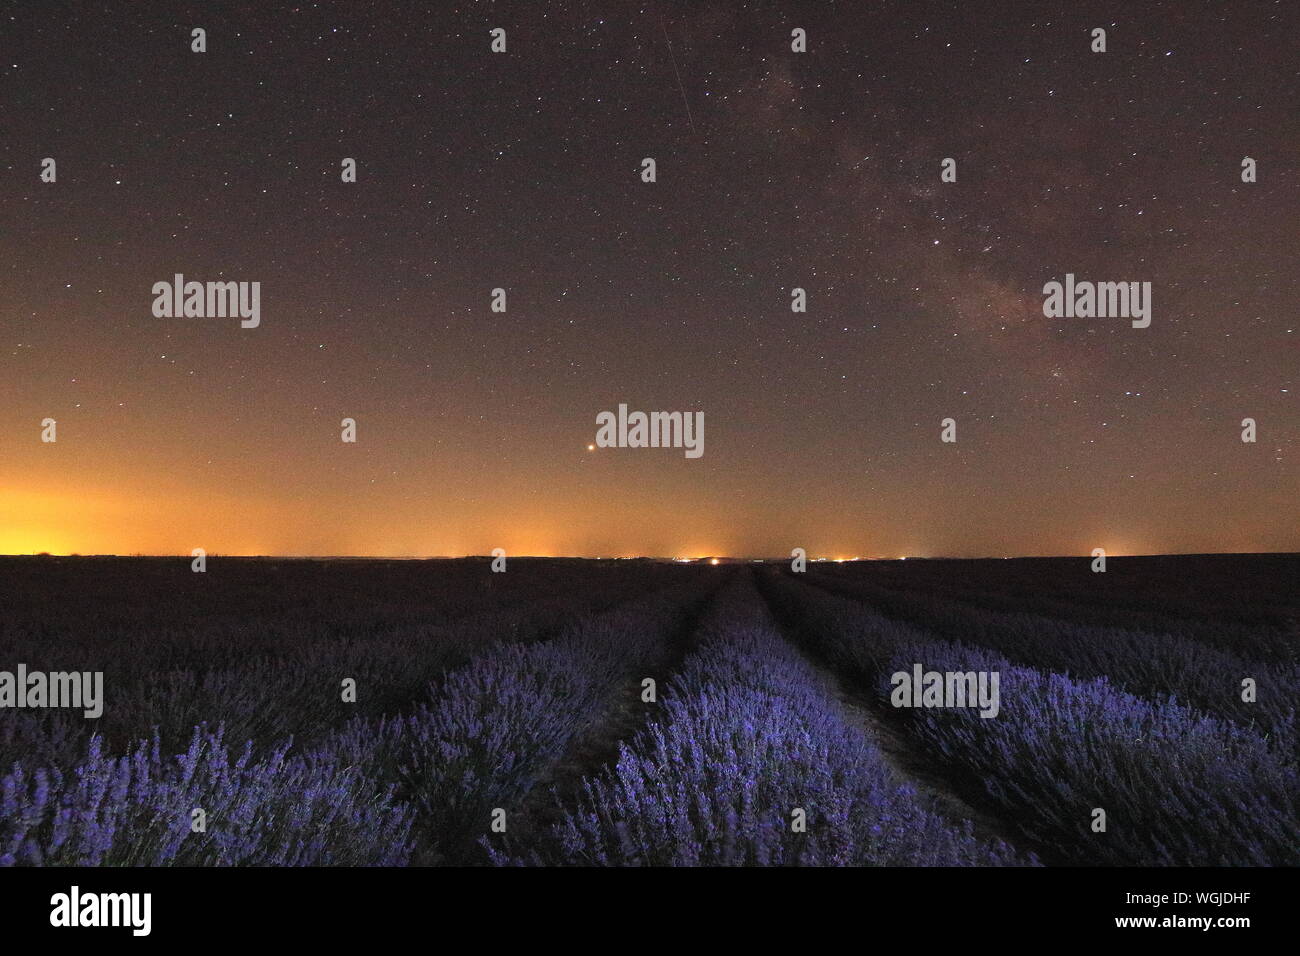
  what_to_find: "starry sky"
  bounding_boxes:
[2,1,1296,558]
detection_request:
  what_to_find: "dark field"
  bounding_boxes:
[1,554,1297,866]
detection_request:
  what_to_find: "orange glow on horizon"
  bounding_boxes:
[0,472,1288,560]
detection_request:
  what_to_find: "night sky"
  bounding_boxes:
[3,2,1296,558]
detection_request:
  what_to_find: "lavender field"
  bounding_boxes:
[1,554,1296,867]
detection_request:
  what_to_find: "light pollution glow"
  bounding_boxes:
[0,477,1275,559]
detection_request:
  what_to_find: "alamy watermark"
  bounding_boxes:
[890,664,1000,718]
[151,274,260,328]
[50,886,150,936]
[0,665,103,718]
[1042,274,1151,328]
[594,403,704,458]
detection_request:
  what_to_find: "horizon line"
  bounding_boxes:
[2,550,1296,561]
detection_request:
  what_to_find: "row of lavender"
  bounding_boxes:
[495,574,1029,866]
[0,563,715,865]
[811,558,1299,665]
[0,559,685,769]
[910,577,1297,666]
[804,569,1300,752]
[762,571,1300,865]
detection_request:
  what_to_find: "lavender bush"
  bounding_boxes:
[0,726,414,866]
[876,637,1300,865]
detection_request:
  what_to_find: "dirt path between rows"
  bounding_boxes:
[816,650,1035,857]
[496,571,736,858]
[752,568,1041,862]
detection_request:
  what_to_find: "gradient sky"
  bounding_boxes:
[2,1,1296,558]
